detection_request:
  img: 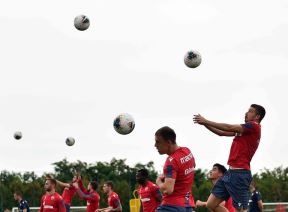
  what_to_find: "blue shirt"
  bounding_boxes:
[249,190,262,212]
[18,200,30,212]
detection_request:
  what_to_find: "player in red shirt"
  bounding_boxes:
[73,178,100,212]
[193,104,266,212]
[96,181,122,212]
[154,126,196,212]
[45,174,78,212]
[196,164,235,212]
[39,179,66,212]
[136,168,162,212]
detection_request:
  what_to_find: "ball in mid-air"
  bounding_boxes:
[66,137,75,146]
[14,131,22,140]
[113,113,135,135]
[184,50,202,68]
[74,15,90,31]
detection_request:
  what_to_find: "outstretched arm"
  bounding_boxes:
[193,114,244,134]
[204,125,236,137]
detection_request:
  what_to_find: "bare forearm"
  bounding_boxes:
[204,125,235,136]
[205,120,242,133]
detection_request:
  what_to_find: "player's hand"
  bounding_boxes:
[193,114,207,125]
[73,182,79,188]
[156,174,165,185]
[196,200,206,208]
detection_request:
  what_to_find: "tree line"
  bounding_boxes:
[0,158,287,212]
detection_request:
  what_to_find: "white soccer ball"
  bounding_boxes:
[113,113,135,135]
[184,50,202,68]
[14,131,22,140]
[66,137,75,146]
[74,15,90,31]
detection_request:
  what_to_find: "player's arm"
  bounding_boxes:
[56,179,71,188]
[196,200,207,208]
[139,202,143,212]
[204,125,236,137]
[57,198,66,212]
[152,187,162,203]
[108,199,122,212]
[39,197,44,212]
[258,200,263,212]
[193,114,244,134]
[156,174,175,195]
[77,178,89,194]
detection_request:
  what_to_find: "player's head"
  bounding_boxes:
[88,181,98,191]
[136,169,149,185]
[103,181,113,193]
[209,163,227,180]
[245,104,266,123]
[13,191,22,201]
[249,179,257,192]
[155,126,177,155]
[44,178,57,192]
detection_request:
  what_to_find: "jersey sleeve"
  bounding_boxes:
[151,185,162,202]
[164,157,178,179]
[57,197,66,212]
[255,191,262,201]
[111,195,121,209]
[39,196,44,212]
[241,122,257,134]
[78,179,89,194]
[76,189,98,201]
[22,201,29,209]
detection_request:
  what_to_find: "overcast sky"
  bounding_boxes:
[1,0,288,176]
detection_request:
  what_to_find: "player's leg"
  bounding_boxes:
[206,194,228,212]
[225,170,252,212]
[207,173,230,212]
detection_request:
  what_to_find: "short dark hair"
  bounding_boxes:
[155,126,176,144]
[46,178,57,186]
[90,181,98,190]
[251,104,266,122]
[213,163,227,174]
[105,181,114,189]
[14,191,22,197]
[137,169,149,178]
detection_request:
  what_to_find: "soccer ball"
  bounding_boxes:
[66,137,75,146]
[184,50,202,68]
[74,15,90,31]
[113,113,135,135]
[14,131,22,140]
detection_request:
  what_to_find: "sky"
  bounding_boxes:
[0,0,288,177]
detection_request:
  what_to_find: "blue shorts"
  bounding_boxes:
[65,204,70,212]
[156,205,193,212]
[212,169,252,210]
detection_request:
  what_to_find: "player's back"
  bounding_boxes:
[86,191,100,212]
[138,181,161,212]
[162,147,195,207]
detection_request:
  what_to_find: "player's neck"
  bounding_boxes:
[108,190,113,195]
[47,190,56,195]
[167,144,180,155]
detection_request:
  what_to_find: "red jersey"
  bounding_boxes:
[108,192,122,210]
[62,186,76,205]
[78,180,100,212]
[137,181,161,212]
[39,192,66,212]
[228,121,261,170]
[162,147,195,207]
[225,197,235,212]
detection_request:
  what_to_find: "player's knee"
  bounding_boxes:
[206,201,216,211]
